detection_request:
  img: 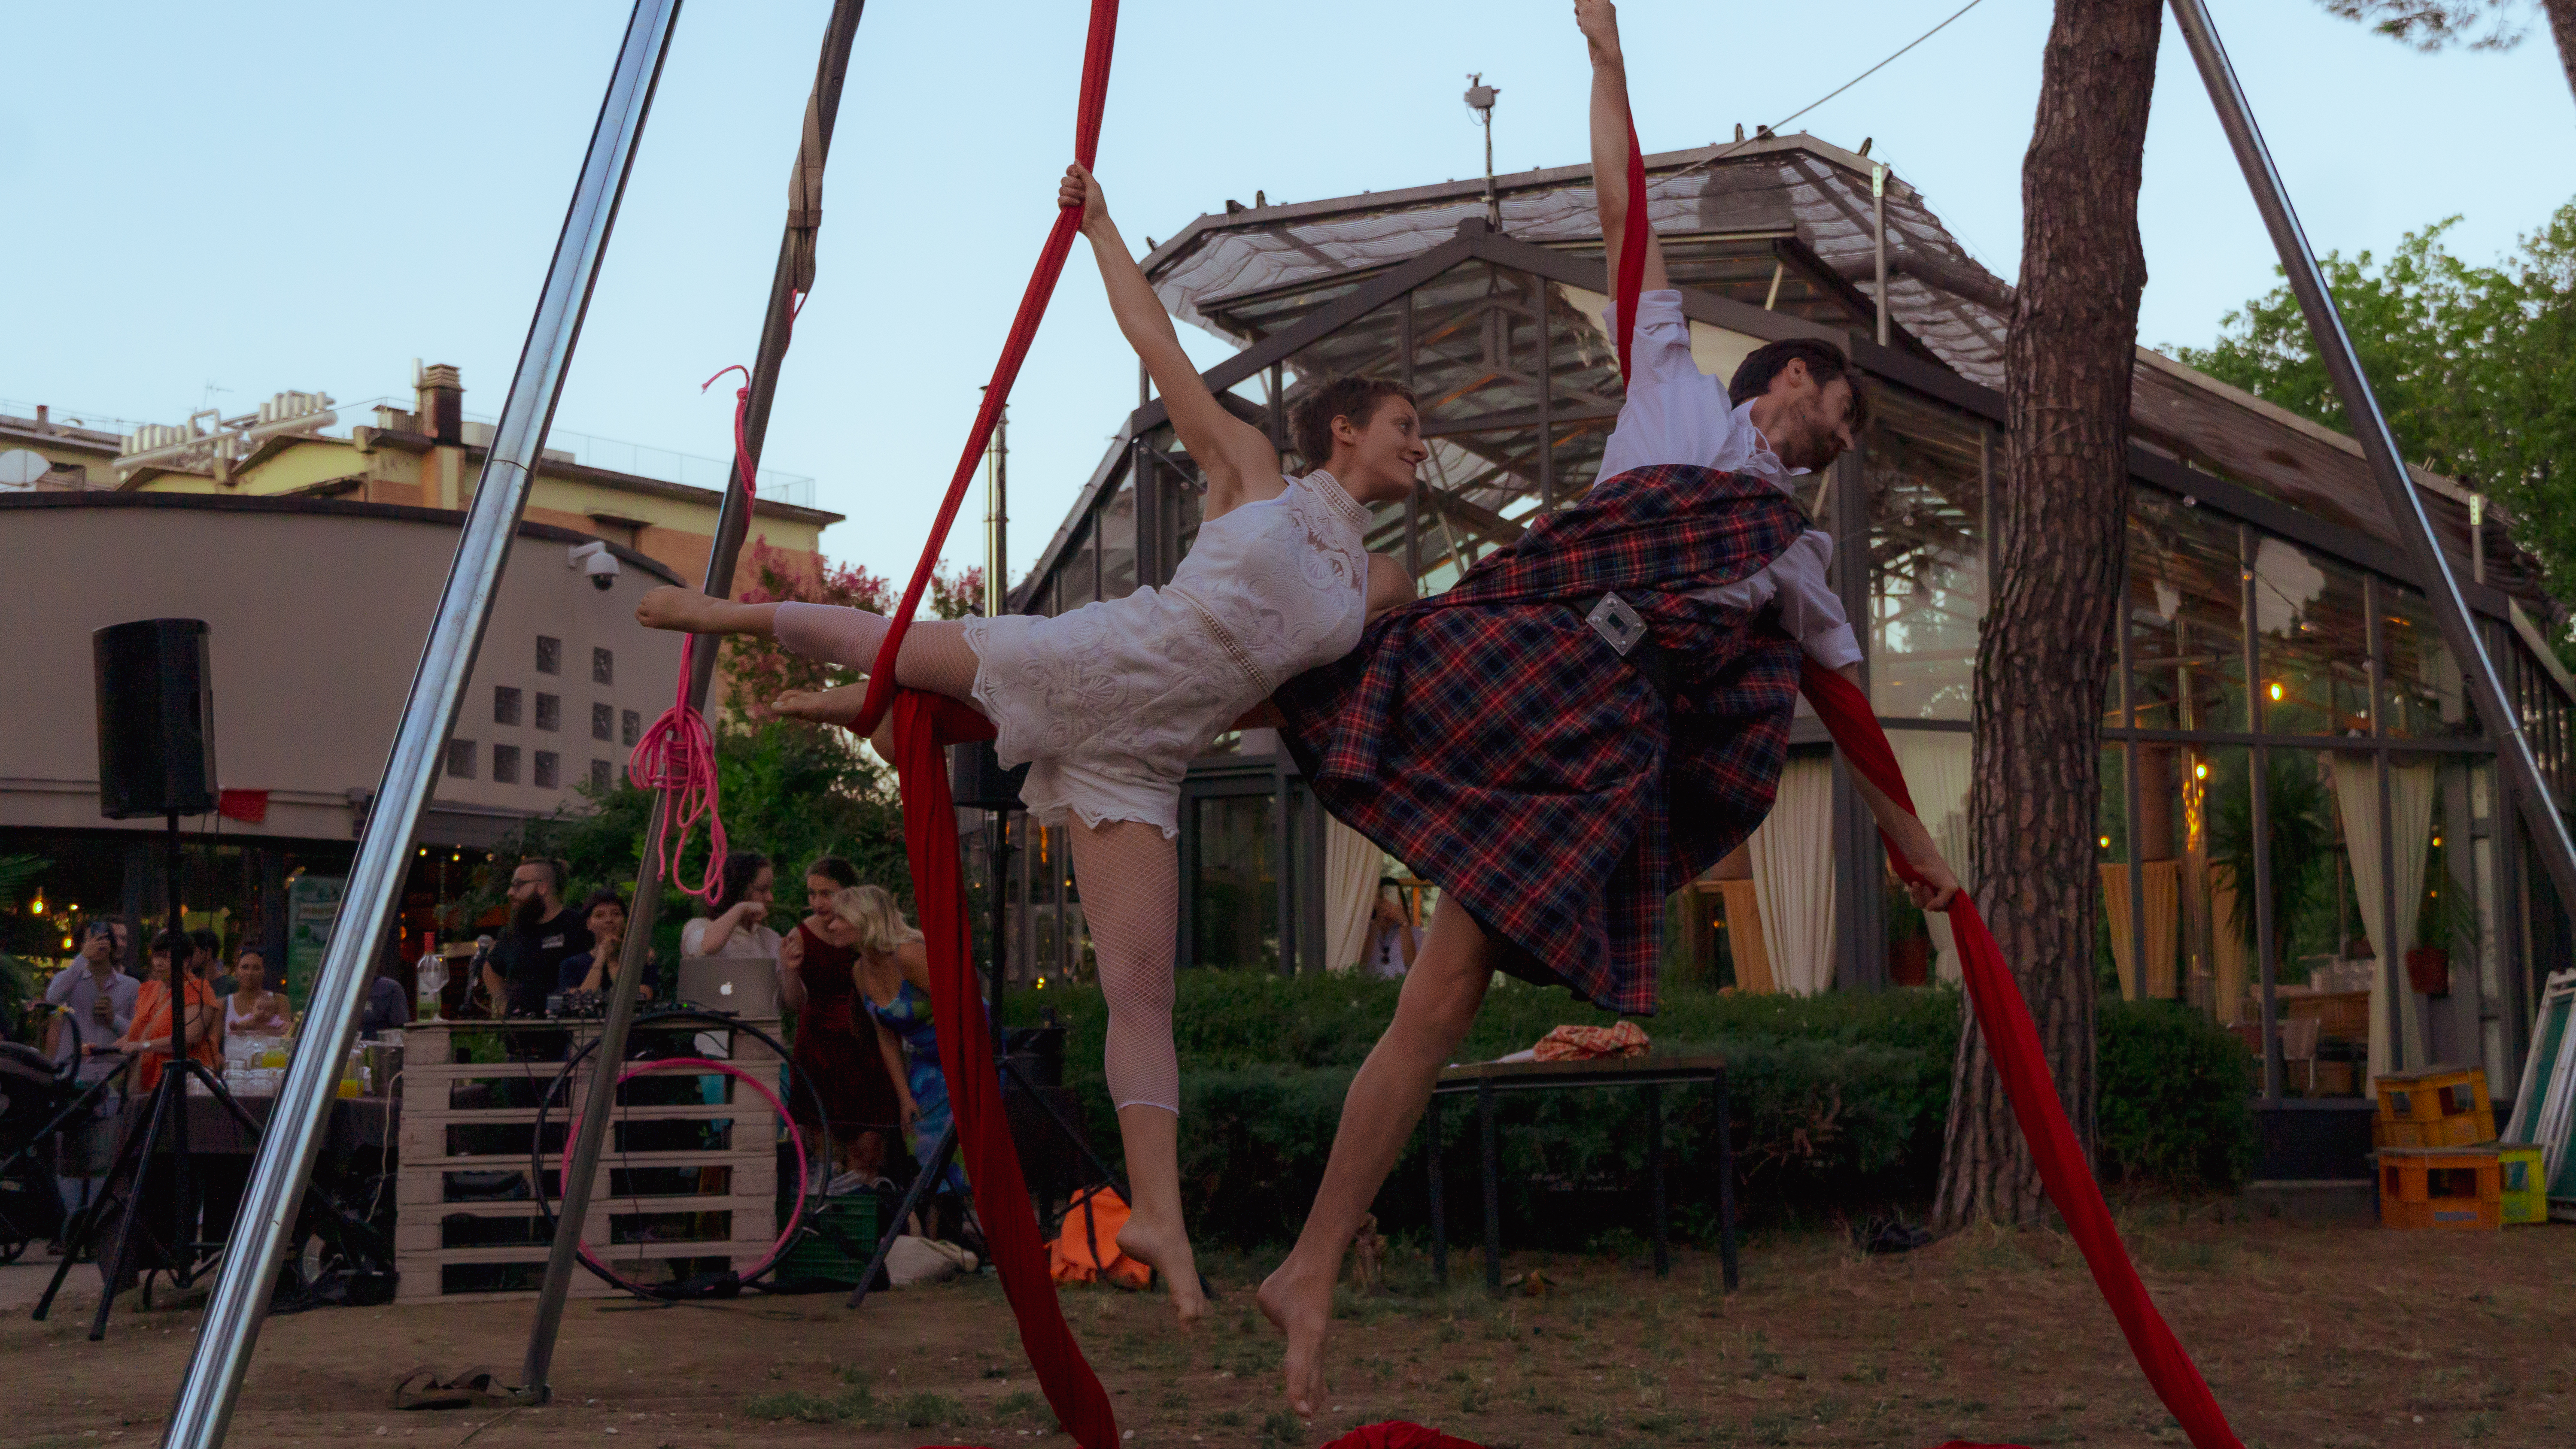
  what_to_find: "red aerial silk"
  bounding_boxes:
[853,1,1119,739]
[887,691,1117,1448]
[853,7,1124,1442]
[1602,92,2240,1448]
[1800,668,2243,1449]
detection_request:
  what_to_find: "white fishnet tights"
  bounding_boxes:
[1068,818,1181,1115]
[772,602,981,700]
[778,602,1183,1115]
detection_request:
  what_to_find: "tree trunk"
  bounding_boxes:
[2547,0,2576,106]
[1935,0,2161,1231]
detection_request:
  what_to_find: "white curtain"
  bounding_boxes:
[1889,732,1973,982]
[1323,818,1381,973]
[1749,757,1837,994]
[2330,757,2439,1081]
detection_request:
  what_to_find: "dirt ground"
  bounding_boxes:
[12,1213,2576,1448]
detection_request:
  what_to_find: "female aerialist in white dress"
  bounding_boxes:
[635,164,1425,1325]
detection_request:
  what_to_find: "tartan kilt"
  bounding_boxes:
[1275,464,1809,1016]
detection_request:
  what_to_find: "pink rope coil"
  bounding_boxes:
[624,364,762,901]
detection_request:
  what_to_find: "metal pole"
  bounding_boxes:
[2168,0,2576,928]
[986,400,1008,618]
[521,0,869,1398]
[1871,164,1890,347]
[163,4,683,1442]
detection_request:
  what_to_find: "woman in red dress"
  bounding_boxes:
[776,856,899,1184]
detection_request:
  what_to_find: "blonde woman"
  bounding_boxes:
[835,885,966,1201]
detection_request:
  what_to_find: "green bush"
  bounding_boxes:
[1003,974,2252,1247]
[2096,997,2256,1194]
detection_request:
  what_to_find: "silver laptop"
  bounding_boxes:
[676,956,779,1017]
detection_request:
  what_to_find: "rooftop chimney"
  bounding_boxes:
[416,364,464,444]
[35,404,49,433]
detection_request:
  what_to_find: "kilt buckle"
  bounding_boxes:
[1584,591,1648,657]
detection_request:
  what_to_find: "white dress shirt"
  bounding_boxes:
[1597,291,1863,670]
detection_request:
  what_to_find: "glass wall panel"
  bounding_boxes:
[1060,520,1098,614]
[1099,479,1138,601]
[1192,792,1280,971]
[2379,584,2475,739]
[1865,389,1986,721]
[2247,535,2370,736]
[2127,491,2248,734]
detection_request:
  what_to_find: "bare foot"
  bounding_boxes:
[1115,1212,1208,1329]
[635,585,716,632]
[772,681,871,726]
[1256,1255,1334,1417]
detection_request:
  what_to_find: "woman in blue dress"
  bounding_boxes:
[837,885,969,1202]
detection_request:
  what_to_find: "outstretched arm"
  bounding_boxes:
[1065,164,1281,518]
[1835,663,1962,910]
[1578,0,1669,297]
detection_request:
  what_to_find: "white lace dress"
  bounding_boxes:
[963,470,1373,837]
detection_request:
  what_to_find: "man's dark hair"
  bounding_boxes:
[1726,337,1869,432]
[1291,377,1417,470]
[578,887,628,919]
[714,852,773,915]
[805,855,860,889]
[519,856,566,895]
[188,928,222,967]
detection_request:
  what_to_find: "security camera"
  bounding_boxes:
[568,540,620,592]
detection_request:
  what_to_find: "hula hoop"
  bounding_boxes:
[550,1055,810,1286]
[527,1010,824,1300]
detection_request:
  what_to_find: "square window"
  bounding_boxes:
[534,751,559,789]
[535,693,561,731]
[492,744,522,784]
[493,685,522,727]
[592,702,614,741]
[592,647,614,685]
[535,636,562,675]
[622,709,641,747]
[590,758,614,792]
[445,739,476,780]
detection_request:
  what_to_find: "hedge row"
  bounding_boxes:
[1001,973,2250,1249]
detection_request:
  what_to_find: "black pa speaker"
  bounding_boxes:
[949,737,1028,813]
[94,619,218,820]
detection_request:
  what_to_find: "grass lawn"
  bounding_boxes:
[10,1212,2574,1446]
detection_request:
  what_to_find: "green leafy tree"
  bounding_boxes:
[2176,203,2576,639]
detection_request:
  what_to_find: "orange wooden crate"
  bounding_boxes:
[2375,1066,2492,1147]
[2376,1146,2502,1231]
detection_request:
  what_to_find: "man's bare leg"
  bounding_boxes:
[1258,895,1497,1415]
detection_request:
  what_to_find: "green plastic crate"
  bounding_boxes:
[771,1192,887,1291]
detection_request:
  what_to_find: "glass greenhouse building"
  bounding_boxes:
[995,136,2574,1115]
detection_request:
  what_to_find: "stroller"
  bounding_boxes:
[0,1042,79,1261]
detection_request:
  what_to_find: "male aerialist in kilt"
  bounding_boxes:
[1253,0,1962,1415]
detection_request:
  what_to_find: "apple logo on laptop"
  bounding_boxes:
[720,981,734,996]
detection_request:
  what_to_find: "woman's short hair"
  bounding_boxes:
[829,885,923,960]
[1291,376,1417,471]
[804,855,861,889]
[578,888,628,921]
[714,852,772,914]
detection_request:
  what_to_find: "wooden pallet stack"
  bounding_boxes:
[394,1016,782,1301]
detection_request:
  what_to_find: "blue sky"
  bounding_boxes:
[7,1,2571,586]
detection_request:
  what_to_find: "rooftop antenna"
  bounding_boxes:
[1464,73,1500,228]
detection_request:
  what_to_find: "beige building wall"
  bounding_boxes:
[0,493,688,846]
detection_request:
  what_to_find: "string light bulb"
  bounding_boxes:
[2267,682,2284,701]
[2194,761,2209,779]
[2098,836,2111,850]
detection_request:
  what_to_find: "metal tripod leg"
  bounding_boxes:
[844,1122,960,1310]
[74,1062,181,1338]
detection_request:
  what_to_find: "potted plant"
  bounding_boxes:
[1886,876,1930,987]
[2407,864,2479,999]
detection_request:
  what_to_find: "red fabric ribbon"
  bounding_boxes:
[1612,118,1648,382]
[1798,661,2242,1449]
[887,690,1118,1447]
[854,0,1120,737]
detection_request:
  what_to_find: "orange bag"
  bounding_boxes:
[1045,1185,1151,1290]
